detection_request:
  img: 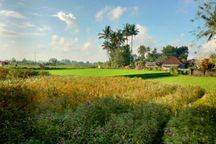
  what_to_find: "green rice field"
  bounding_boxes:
[48,68,166,76]
[48,68,216,92]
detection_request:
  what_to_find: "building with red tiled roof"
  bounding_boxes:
[162,56,183,70]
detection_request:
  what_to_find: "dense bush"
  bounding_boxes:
[0,67,49,80]
[0,86,36,143]
[3,98,169,143]
[163,93,216,143]
[0,76,212,143]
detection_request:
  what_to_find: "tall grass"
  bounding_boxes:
[0,76,214,143]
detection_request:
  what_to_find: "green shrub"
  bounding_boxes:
[163,93,216,143]
[7,69,49,79]
[170,68,179,76]
[0,67,49,80]
[0,86,36,143]
[29,98,170,144]
[102,103,170,144]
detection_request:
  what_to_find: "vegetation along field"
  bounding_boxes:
[48,68,216,92]
[1,72,216,143]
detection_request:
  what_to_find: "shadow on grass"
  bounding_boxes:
[123,72,172,79]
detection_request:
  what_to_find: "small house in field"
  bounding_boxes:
[145,62,158,68]
[162,56,182,70]
[0,61,9,66]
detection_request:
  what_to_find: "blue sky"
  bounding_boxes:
[0,0,215,62]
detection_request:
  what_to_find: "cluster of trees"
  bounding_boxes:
[47,58,94,67]
[98,24,138,68]
[99,24,190,68]
[137,45,189,63]
[6,58,95,68]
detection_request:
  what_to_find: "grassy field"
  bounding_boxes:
[48,68,166,76]
[154,75,216,92]
[48,68,216,92]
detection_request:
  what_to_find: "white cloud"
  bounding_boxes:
[53,11,78,31]
[198,38,216,57]
[82,41,92,51]
[0,21,50,37]
[108,6,126,21]
[19,22,50,32]
[51,35,78,52]
[134,24,149,41]
[95,6,110,22]
[95,6,126,21]
[0,10,25,19]
[20,22,37,28]
[128,24,155,54]
[0,23,19,37]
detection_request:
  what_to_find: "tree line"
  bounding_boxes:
[98,24,189,68]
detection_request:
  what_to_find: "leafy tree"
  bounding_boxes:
[195,0,216,40]
[49,58,58,66]
[210,54,216,68]
[176,46,189,62]
[138,45,150,60]
[147,48,162,62]
[162,45,177,57]
[162,45,189,62]
[111,45,131,67]
[61,59,71,65]
[198,58,215,75]
[22,58,28,64]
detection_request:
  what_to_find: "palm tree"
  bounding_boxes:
[196,0,216,41]
[116,30,126,47]
[129,24,139,53]
[98,26,112,40]
[102,41,111,51]
[123,23,131,45]
[109,30,125,49]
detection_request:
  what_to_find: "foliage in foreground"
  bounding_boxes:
[163,93,216,143]
[0,76,215,143]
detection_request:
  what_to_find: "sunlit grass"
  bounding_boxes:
[48,68,165,76]
[153,75,216,92]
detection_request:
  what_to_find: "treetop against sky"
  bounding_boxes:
[0,0,215,62]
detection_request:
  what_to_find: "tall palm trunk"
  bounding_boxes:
[130,35,133,53]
